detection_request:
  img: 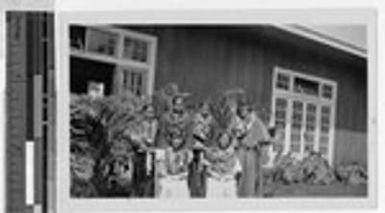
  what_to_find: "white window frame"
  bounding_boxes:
[271,66,338,164]
[70,26,157,96]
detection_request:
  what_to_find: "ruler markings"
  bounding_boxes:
[7,11,55,213]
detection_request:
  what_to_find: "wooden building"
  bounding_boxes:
[70,25,367,167]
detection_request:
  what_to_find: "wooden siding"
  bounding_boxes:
[126,26,367,132]
[334,130,367,166]
[121,26,368,165]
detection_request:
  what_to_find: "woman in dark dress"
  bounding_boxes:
[232,102,270,197]
[132,103,158,197]
[188,103,214,197]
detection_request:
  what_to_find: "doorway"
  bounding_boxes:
[271,67,337,163]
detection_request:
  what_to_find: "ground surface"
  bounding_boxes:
[271,183,367,197]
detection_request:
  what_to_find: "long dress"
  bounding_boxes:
[205,147,242,198]
[131,118,158,197]
[158,147,192,198]
[233,113,270,197]
[188,112,214,197]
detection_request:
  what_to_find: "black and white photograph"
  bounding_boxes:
[68,22,370,199]
[2,5,378,213]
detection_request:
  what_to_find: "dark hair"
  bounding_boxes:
[268,126,276,137]
[236,101,250,117]
[171,95,184,106]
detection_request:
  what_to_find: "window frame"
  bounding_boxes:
[271,66,338,164]
[70,25,157,96]
[273,66,337,103]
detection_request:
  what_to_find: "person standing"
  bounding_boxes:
[188,103,214,197]
[157,124,193,198]
[132,102,158,197]
[155,94,193,198]
[205,130,242,198]
[232,102,270,198]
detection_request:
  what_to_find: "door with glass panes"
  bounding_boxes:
[272,67,336,163]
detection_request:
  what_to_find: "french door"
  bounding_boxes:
[272,67,337,164]
[273,96,335,163]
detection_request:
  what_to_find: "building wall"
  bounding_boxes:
[126,26,368,166]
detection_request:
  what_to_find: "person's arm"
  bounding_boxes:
[186,149,194,164]
[206,166,221,180]
[172,171,188,180]
[233,158,243,183]
[148,120,159,144]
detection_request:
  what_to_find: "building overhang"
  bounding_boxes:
[274,24,367,58]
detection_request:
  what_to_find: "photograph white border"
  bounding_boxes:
[55,9,377,212]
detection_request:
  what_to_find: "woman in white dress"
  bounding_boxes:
[205,131,242,198]
[157,126,193,198]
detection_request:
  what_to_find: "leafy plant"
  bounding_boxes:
[70,91,148,197]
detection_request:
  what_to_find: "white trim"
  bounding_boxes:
[147,34,158,96]
[274,24,367,58]
[70,49,150,70]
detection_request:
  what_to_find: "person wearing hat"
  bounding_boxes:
[156,92,191,148]
[204,129,242,198]
[157,121,193,198]
[231,101,270,197]
[188,102,214,197]
[132,100,158,197]
[155,92,194,198]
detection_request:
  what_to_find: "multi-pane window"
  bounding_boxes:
[70,26,86,51]
[319,105,331,155]
[274,98,287,152]
[322,84,334,99]
[290,101,303,153]
[304,103,317,152]
[123,38,149,63]
[70,25,157,97]
[294,77,319,97]
[274,68,336,100]
[86,28,118,57]
[273,67,336,163]
[121,68,146,97]
[274,98,288,129]
[276,73,290,90]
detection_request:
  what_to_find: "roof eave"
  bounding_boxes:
[274,24,367,58]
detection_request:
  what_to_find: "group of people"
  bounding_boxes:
[128,90,273,198]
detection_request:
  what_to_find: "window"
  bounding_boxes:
[123,37,149,63]
[70,25,157,96]
[290,101,303,153]
[121,67,146,96]
[294,77,319,96]
[273,98,288,152]
[276,73,290,90]
[322,84,334,99]
[304,103,317,151]
[86,28,118,57]
[319,105,331,155]
[70,26,86,51]
[272,67,337,163]
[274,67,336,101]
